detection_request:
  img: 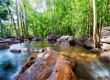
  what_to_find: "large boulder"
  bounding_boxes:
[57,36,70,42]
[60,40,70,46]
[14,47,77,80]
[75,36,88,46]
[100,51,110,62]
[101,26,110,38]
[101,43,110,50]
[101,26,110,44]
[84,39,94,49]
[15,47,58,80]
[19,54,37,74]
[101,36,110,44]
[57,36,75,46]
[47,34,61,43]
[0,43,10,50]
[47,58,77,80]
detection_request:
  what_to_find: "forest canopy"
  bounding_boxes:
[0,0,110,38]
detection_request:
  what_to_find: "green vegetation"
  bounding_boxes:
[0,0,110,38]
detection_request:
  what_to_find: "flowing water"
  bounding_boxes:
[0,41,110,80]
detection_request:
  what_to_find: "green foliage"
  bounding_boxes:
[0,0,110,37]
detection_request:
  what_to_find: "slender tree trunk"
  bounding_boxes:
[93,0,97,48]
[15,0,21,37]
[19,8,24,36]
[88,0,93,38]
[23,1,29,36]
[5,2,18,37]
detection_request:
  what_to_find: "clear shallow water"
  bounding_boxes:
[0,41,110,80]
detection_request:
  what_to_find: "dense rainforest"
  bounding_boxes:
[0,0,110,37]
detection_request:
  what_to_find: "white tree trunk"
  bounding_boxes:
[16,0,21,36]
[93,0,97,48]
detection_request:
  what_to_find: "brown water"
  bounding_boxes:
[0,41,110,80]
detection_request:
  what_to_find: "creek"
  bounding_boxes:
[0,41,110,80]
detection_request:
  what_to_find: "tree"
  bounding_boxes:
[0,0,10,37]
[93,0,97,48]
[15,0,21,36]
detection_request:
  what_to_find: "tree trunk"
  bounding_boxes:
[15,0,21,37]
[23,1,29,36]
[93,0,97,48]
[5,2,18,37]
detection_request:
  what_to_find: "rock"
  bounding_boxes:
[13,40,21,44]
[25,39,30,43]
[100,51,110,62]
[19,54,37,74]
[75,36,88,46]
[0,38,21,44]
[101,36,110,44]
[57,36,75,46]
[33,37,43,41]
[0,43,10,50]
[47,34,61,43]
[47,57,77,80]
[60,40,70,46]
[10,49,21,53]
[101,26,110,38]
[57,36,70,42]
[68,36,75,46]
[26,36,33,41]
[0,38,4,40]
[101,43,110,50]
[1,38,21,44]
[15,47,77,80]
[15,47,58,80]
[84,39,94,49]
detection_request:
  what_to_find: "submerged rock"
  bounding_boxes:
[10,49,21,53]
[14,47,77,80]
[0,43,10,50]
